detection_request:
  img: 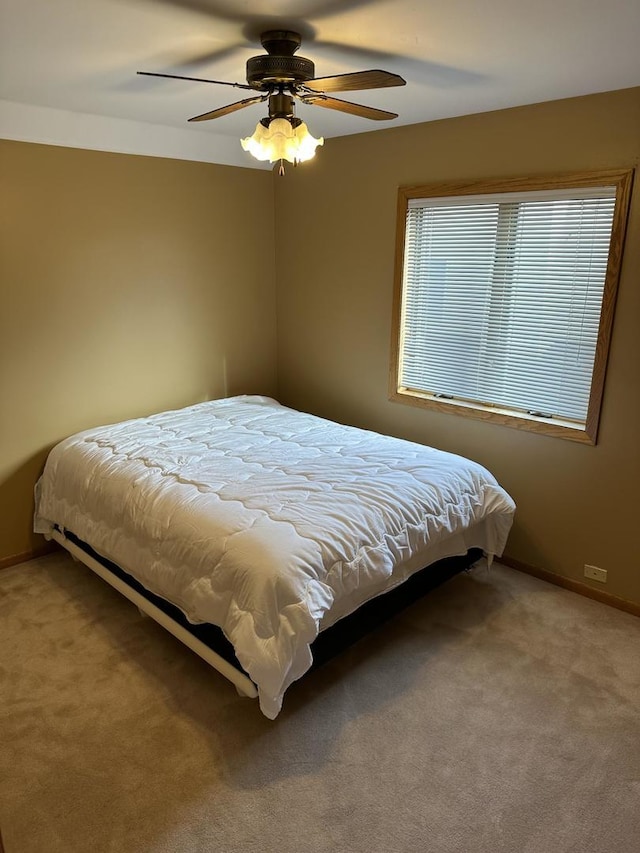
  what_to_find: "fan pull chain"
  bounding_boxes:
[278,159,285,176]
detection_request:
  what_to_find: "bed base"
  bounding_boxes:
[51,528,258,698]
[51,527,482,705]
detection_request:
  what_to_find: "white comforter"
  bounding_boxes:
[34,396,515,718]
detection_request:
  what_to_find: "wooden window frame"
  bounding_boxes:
[389,169,634,444]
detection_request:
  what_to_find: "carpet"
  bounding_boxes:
[1,552,639,852]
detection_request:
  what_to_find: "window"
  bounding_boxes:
[390,171,633,443]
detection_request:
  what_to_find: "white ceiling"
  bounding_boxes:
[2,0,640,170]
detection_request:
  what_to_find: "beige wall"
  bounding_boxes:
[274,87,640,605]
[1,141,277,561]
[3,88,640,605]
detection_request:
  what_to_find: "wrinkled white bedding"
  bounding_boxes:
[34,395,515,718]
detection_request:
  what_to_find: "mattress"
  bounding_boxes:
[34,395,515,718]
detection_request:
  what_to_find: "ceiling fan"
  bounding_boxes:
[137,29,406,171]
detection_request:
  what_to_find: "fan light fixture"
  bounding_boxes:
[241,116,323,171]
[137,29,407,177]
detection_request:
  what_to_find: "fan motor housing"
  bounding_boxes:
[246,54,315,87]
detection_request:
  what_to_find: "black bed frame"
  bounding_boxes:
[63,530,482,681]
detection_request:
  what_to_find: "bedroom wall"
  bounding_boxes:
[274,86,640,606]
[0,141,277,564]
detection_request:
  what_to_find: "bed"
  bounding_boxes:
[34,395,515,718]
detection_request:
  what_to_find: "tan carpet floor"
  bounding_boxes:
[1,551,639,853]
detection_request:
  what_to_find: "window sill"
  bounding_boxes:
[390,387,596,444]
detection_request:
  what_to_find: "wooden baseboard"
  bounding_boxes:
[0,541,59,571]
[501,555,640,618]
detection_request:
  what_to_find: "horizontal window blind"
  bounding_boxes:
[400,187,617,424]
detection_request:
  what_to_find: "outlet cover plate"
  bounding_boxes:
[584,564,607,583]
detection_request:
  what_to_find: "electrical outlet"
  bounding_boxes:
[584,564,607,584]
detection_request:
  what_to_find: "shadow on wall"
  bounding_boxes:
[0,449,57,562]
[502,522,556,577]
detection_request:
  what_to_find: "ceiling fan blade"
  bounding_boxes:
[137,71,255,91]
[302,94,398,121]
[188,94,267,122]
[303,70,406,93]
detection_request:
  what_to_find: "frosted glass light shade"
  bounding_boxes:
[241,118,324,164]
